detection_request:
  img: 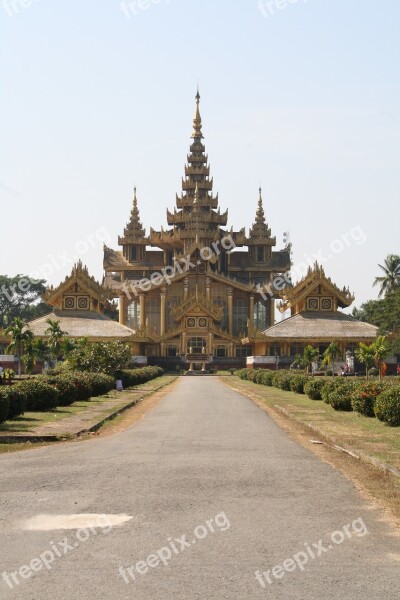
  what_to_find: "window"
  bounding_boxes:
[236,347,252,357]
[256,246,264,263]
[127,301,140,330]
[187,337,206,353]
[270,344,281,356]
[146,297,160,334]
[233,298,248,337]
[215,346,226,358]
[290,343,305,357]
[254,300,268,331]
[130,246,137,262]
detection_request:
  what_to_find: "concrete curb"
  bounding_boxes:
[0,377,177,444]
[225,381,400,479]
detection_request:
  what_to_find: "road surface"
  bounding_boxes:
[0,377,399,599]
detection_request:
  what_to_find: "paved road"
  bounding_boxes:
[0,377,398,599]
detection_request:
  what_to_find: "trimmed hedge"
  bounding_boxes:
[375,387,400,426]
[119,366,164,388]
[0,366,164,424]
[304,379,325,400]
[351,382,388,417]
[290,374,308,395]
[18,379,59,412]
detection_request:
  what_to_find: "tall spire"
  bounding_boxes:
[122,187,145,240]
[249,187,271,239]
[256,187,266,224]
[192,87,203,139]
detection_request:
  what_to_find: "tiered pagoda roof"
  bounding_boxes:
[118,188,148,246]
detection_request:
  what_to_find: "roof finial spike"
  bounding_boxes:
[192,88,203,139]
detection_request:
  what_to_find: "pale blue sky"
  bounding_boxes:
[1,0,399,309]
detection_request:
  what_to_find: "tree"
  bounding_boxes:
[5,317,33,377]
[322,342,341,376]
[45,319,68,361]
[372,335,388,380]
[22,339,37,376]
[32,339,50,364]
[355,343,375,380]
[373,254,400,298]
[60,337,77,358]
[0,275,50,329]
[302,345,319,374]
[66,340,132,375]
[352,287,400,336]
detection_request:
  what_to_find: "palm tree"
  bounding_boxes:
[32,339,50,372]
[60,337,77,359]
[22,340,36,376]
[5,317,33,377]
[373,254,400,298]
[45,319,67,363]
[303,345,319,374]
[372,335,388,380]
[322,342,341,377]
[355,343,375,380]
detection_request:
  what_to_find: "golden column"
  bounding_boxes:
[119,294,127,326]
[205,277,211,302]
[249,295,255,332]
[227,287,233,335]
[183,277,189,301]
[139,294,146,329]
[160,287,167,336]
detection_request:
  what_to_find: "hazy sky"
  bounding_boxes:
[1,0,399,310]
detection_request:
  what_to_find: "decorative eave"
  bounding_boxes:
[43,261,112,307]
[171,292,223,322]
[279,263,355,312]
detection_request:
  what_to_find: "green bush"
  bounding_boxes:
[375,387,400,426]
[235,369,249,379]
[18,379,59,411]
[0,391,10,424]
[322,379,356,411]
[0,386,27,419]
[120,366,163,388]
[368,367,379,377]
[290,374,309,394]
[45,376,79,407]
[260,370,275,386]
[56,372,93,401]
[83,373,114,396]
[304,379,325,400]
[254,370,265,384]
[272,370,292,391]
[351,382,388,417]
[246,370,259,383]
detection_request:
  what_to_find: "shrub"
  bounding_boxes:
[83,373,114,397]
[18,379,59,411]
[235,369,249,380]
[58,372,93,401]
[45,376,79,407]
[246,369,259,383]
[260,370,275,386]
[254,370,265,384]
[0,386,27,419]
[0,391,10,424]
[290,374,309,394]
[304,379,325,400]
[272,370,292,391]
[375,387,400,426]
[368,367,379,377]
[120,366,163,388]
[322,379,356,411]
[351,382,388,417]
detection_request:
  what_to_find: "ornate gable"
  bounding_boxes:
[43,261,112,313]
[279,263,355,315]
